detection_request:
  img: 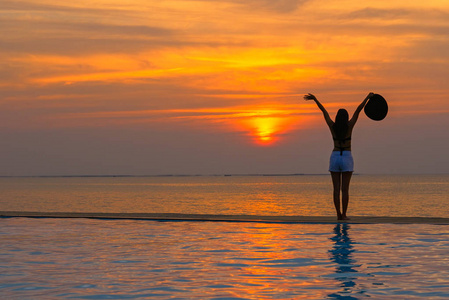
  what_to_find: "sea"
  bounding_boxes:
[1,174,448,217]
[1,174,448,299]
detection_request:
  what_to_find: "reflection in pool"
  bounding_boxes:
[328,224,359,299]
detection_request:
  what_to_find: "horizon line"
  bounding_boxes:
[0,173,447,178]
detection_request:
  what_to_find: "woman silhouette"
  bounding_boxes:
[304,92,373,220]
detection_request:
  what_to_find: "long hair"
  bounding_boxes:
[333,109,349,140]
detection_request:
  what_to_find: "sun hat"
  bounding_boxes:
[364,94,388,121]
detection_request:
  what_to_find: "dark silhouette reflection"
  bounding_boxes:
[328,223,359,299]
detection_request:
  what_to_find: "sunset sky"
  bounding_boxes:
[1,0,448,175]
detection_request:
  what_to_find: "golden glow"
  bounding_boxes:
[57,105,310,145]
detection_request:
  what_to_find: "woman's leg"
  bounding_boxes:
[330,172,342,219]
[341,172,353,220]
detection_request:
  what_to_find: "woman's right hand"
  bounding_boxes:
[365,92,375,100]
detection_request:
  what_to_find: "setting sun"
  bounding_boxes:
[249,117,284,145]
[232,108,303,146]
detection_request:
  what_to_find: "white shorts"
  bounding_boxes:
[329,151,354,172]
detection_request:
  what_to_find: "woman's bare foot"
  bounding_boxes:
[341,215,351,220]
[337,213,343,220]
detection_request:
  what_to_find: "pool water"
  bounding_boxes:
[1,218,448,299]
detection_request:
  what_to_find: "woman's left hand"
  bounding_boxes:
[304,93,317,101]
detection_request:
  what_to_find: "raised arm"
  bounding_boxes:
[349,92,374,126]
[304,93,333,127]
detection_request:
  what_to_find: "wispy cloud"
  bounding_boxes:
[1,0,449,174]
[1,0,449,129]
